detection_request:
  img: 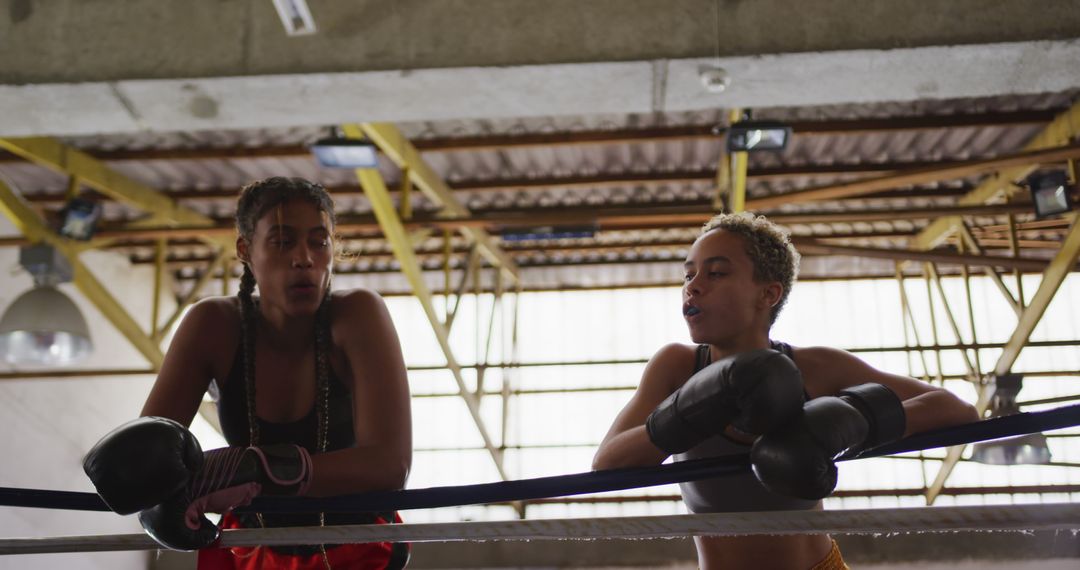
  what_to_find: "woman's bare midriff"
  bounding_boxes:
[694,533,833,570]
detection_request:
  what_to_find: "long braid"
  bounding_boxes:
[314,287,332,453]
[238,264,260,446]
[314,286,332,567]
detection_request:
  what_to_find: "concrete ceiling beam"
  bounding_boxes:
[2,39,1078,137]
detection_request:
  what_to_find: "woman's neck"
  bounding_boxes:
[709,331,772,361]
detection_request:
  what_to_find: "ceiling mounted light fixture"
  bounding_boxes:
[725,120,792,153]
[971,374,1052,466]
[311,129,379,169]
[0,244,93,366]
[1027,170,1074,219]
[271,0,317,36]
[58,197,103,241]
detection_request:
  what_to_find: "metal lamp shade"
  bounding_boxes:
[970,432,1052,466]
[0,286,93,366]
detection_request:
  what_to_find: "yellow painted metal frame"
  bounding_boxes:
[713,109,747,213]
[354,123,519,286]
[912,102,1080,250]
[993,213,1080,377]
[0,138,235,432]
[925,213,1080,503]
[0,138,215,229]
[957,223,1021,316]
[728,109,748,214]
[343,124,508,480]
[916,101,1080,503]
[0,178,164,368]
[157,247,228,340]
[925,263,977,380]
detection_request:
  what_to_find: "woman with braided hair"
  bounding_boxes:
[137,176,413,568]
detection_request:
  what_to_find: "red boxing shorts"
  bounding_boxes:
[196,511,408,570]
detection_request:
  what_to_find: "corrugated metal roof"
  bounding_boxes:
[1,89,1077,295]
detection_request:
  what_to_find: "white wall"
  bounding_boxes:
[0,243,178,570]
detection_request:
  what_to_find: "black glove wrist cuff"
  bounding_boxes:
[839,383,906,449]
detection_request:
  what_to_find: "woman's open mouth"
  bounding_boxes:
[289,282,317,295]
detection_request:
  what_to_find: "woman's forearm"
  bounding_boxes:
[901,389,980,437]
[593,425,669,470]
[307,445,410,497]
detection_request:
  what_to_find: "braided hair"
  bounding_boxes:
[234,177,337,452]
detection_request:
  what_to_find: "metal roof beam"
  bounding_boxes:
[749,144,1080,210]
[15,163,977,206]
[0,202,1034,247]
[0,109,1059,163]
[791,239,1064,272]
[343,135,509,483]
[912,102,1080,250]
[924,213,1080,504]
[918,101,1080,501]
[356,123,520,286]
[0,138,214,228]
[0,137,233,255]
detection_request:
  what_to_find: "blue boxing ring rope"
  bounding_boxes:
[2,403,1078,515]
[1,404,1079,554]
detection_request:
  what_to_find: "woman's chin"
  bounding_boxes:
[687,328,709,345]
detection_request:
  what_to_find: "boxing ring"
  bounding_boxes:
[2,403,1079,556]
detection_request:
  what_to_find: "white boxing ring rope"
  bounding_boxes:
[3,503,1079,555]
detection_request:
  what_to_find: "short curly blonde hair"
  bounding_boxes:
[700,212,800,324]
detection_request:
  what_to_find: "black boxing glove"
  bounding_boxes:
[750,383,907,500]
[139,443,313,551]
[83,416,204,515]
[645,348,805,455]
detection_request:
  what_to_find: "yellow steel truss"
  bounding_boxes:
[0,178,164,368]
[343,123,511,481]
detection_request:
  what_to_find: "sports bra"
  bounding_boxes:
[213,343,355,452]
[210,344,390,534]
[672,341,819,513]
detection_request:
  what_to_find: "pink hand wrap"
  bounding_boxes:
[180,445,313,531]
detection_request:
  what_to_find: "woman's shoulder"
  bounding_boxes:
[652,342,700,363]
[329,288,387,314]
[182,296,242,329]
[645,343,701,391]
[327,288,392,331]
[787,345,865,397]
[788,345,856,368]
[167,296,242,371]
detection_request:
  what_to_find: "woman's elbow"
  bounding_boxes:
[957,400,980,423]
[592,449,611,471]
[926,388,980,426]
[387,456,410,490]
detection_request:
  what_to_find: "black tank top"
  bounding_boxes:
[214,344,355,452]
[211,344,402,549]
